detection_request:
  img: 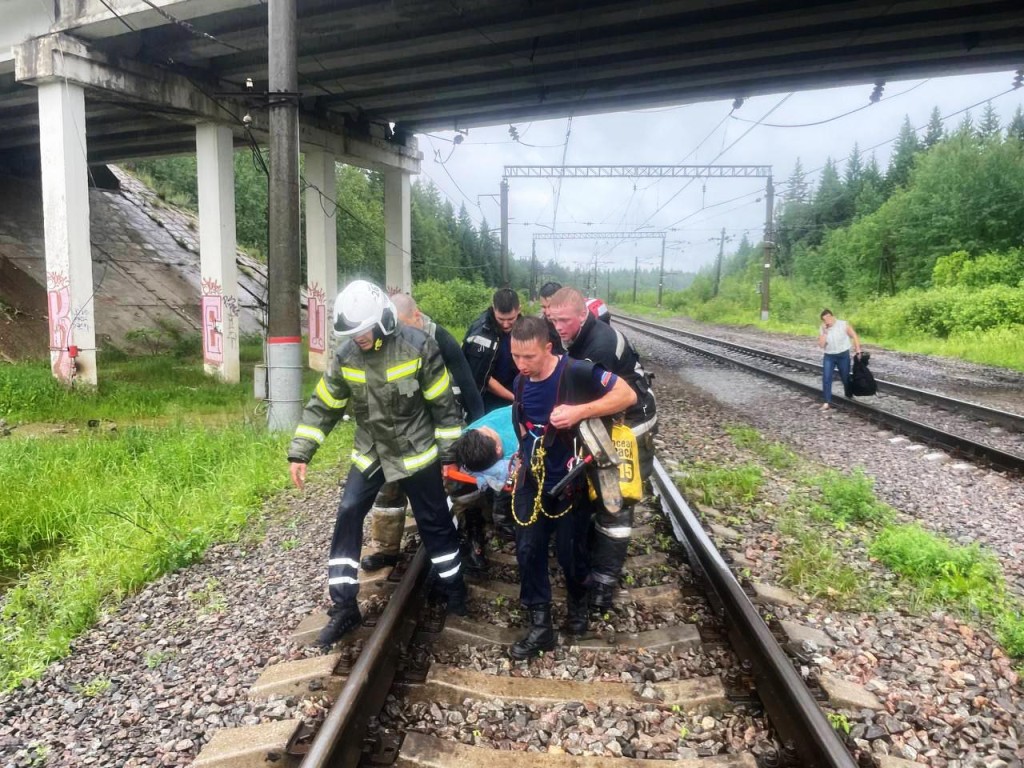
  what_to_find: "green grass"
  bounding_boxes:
[809,469,893,527]
[778,512,881,609]
[726,425,798,470]
[0,350,352,690]
[869,524,1003,612]
[0,340,316,425]
[0,418,354,690]
[674,462,763,508]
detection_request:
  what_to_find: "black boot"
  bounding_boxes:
[564,592,589,636]
[509,605,556,660]
[360,552,399,571]
[464,512,488,574]
[590,581,616,611]
[445,574,469,617]
[318,600,362,648]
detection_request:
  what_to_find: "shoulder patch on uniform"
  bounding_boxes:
[601,371,613,387]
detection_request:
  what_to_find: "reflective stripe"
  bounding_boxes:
[629,414,658,438]
[328,576,360,585]
[402,443,438,470]
[316,378,348,410]
[437,564,460,579]
[466,334,495,350]
[431,550,459,564]
[351,450,374,471]
[386,358,422,381]
[341,367,366,383]
[423,369,450,400]
[595,523,633,539]
[614,328,627,359]
[295,425,325,444]
[434,425,462,440]
[328,557,359,569]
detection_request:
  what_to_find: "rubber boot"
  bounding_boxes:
[491,490,516,541]
[317,600,362,648]
[590,581,616,612]
[463,508,488,575]
[564,592,589,636]
[509,605,556,660]
[361,503,405,571]
[445,573,469,617]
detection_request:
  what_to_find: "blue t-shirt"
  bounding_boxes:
[465,406,518,491]
[516,356,618,491]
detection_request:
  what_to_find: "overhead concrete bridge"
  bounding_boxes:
[1,0,1021,391]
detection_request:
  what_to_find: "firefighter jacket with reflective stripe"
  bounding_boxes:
[287,323,464,481]
[462,308,503,400]
[565,314,658,436]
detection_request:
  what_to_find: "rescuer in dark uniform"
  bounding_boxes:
[546,287,657,610]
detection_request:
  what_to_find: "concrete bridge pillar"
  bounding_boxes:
[195,123,240,383]
[384,169,411,295]
[303,150,338,371]
[37,80,97,386]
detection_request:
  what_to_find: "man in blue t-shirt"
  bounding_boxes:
[506,316,636,660]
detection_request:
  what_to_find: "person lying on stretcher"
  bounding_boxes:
[445,406,520,562]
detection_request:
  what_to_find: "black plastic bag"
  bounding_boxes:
[850,352,877,397]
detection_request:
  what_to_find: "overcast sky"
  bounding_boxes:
[415,70,1024,277]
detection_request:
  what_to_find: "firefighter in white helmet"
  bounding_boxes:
[288,280,467,647]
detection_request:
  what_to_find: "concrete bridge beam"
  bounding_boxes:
[303,150,338,372]
[384,170,412,295]
[37,80,97,387]
[196,122,240,383]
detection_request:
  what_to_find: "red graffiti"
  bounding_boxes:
[47,282,73,381]
[201,295,224,364]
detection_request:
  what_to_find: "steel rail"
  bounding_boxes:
[619,317,1024,473]
[301,546,429,768]
[652,458,857,768]
[619,315,1024,433]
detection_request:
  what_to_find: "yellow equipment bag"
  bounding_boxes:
[588,423,643,505]
[612,423,643,503]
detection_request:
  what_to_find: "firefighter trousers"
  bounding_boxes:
[512,484,591,607]
[327,461,462,606]
[588,431,656,588]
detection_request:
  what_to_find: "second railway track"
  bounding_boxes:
[616,315,1024,474]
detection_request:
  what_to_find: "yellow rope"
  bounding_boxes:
[511,439,574,526]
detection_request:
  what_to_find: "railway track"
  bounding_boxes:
[616,315,1024,474]
[194,460,862,768]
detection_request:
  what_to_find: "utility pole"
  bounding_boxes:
[499,178,509,287]
[530,240,537,299]
[713,227,725,298]
[632,252,639,303]
[266,0,302,432]
[760,176,774,321]
[657,237,666,308]
[606,269,611,299]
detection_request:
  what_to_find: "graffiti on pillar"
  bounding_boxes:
[46,271,74,380]
[308,283,327,353]
[201,278,224,365]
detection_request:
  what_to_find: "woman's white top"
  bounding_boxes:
[821,319,851,354]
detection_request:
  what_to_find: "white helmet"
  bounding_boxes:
[333,280,397,337]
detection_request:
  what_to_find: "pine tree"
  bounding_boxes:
[922,107,944,149]
[978,102,1001,141]
[783,158,810,204]
[886,116,920,192]
[1007,106,1024,143]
